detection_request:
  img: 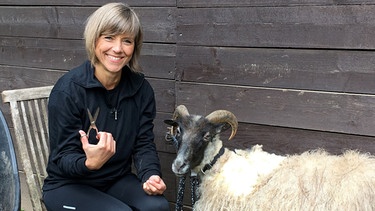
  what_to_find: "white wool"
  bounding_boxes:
[194,144,375,211]
[220,145,285,196]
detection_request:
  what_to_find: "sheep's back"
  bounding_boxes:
[195,149,375,211]
[195,146,285,211]
[251,150,375,210]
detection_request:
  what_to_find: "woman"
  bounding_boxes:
[42,3,169,210]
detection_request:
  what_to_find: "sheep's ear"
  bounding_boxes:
[164,119,179,126]
[164,119,179,143]
[215,123,231,134]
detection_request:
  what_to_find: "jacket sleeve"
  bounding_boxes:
[132,81,162,183]
[48,89,93,178]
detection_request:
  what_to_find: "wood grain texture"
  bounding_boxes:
[177,5,375,49]
[0,6,176,42]
[176,46,375,94]
[148,79,175,113]
[0,37,86,70]
[0,65,64,90]
[0,0,176,6]
[176,82,375,136]
[178,0,375,7]
[222,122,375,155]
[141,43,176,79]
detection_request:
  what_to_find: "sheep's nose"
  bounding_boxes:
[172,159,189,175]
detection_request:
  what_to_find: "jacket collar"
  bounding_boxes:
[72,60,145,98]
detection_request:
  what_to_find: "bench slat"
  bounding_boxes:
[2,86,53,103]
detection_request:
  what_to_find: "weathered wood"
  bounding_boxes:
[148,79,175,114]
[2,86,53,103]
[0,66,65,91]
[0,6,176,42]
[137,7,176,43]
[140,43,176,79]
[177,0,375,7]
[0,37,85,70]
[222,123,375,155]
[157,152,177,203]
[176,46,375,94]
[177,6,375,49]
[0,0,176,6]
[176,82,375,137]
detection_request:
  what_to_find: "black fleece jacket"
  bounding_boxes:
[43,61,162,191]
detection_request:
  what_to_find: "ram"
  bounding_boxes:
[165,105,375,211]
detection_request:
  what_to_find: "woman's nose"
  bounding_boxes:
[112,41,122,53]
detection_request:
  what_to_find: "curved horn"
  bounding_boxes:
[205,110,238,140]
[172,105,190,120]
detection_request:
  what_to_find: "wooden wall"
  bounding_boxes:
[1,0,375,210]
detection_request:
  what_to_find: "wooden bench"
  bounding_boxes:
[2,86,53,211]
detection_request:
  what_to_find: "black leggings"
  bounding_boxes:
[43,174,170,211]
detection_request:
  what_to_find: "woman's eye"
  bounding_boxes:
[123,39,133,44]
[104,36,113,40]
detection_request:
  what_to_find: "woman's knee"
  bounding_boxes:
[43,185,132,211]
[139,196,170,211]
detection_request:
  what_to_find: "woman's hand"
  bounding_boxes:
[143,175,167,195]
[79,130,116,170]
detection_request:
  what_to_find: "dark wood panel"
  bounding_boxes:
[141,44,176,79]
[176,82,375,136]
[137,7,176,43]
[0,65,64,91]
[0,0,176,6]
[0,6,91,39]
[0,37,86,70]
[148,79,175,115]
[177,6,375,49]
[176,46,375,94]
[178,0,375,7]
[0,37,175,78]
[0,6,176,43]
[157,152,177,203]
[222,123,375,155]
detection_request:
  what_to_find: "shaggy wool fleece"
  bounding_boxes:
[195,145,375,211]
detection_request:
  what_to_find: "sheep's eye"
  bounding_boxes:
[176,127,182,137]
[203,132,211,142]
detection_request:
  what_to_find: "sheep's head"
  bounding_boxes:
[164,105,238,176]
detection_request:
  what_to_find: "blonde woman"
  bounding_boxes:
[42,3,169,210]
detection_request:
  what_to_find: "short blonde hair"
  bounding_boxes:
[84,3,143,72]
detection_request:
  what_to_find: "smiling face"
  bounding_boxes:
[84,3,143,72]
[94,34,135,74]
